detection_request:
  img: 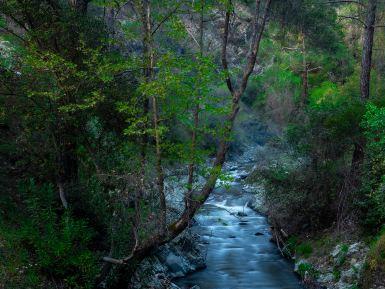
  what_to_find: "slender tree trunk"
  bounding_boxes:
[351,0,377,179]
[186,0,204,209]
[56,121,78,209]
[360,0,376,101]
[141,0,166,234]
[300,32,308,107]
[102,0,271,266]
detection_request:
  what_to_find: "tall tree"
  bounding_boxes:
[351,0,377,179]
[102,0,272,265]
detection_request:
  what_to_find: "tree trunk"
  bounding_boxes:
[187,0,205,209]
[300,32,308,107]
[360,0,376,102]
[351,0,377,179]
[56,123,78,208]
[68,0,89,14]
[141,0,166,234]
[102,0,271,267]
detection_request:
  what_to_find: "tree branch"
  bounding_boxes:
[338,15,366,27]
[151,1,184,35]
[58,182,68,209]
[321,0,365,6]
[221,5,235,95]
[101,0,272,268]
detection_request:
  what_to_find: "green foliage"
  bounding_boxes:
[256,147,342,233]
[335,244,349,267]
[333,267,341,281]
[296,242,313,258]
[297,262,319,278]
[361,229,385,288]
[272,0,343,52]
[359,103,385,230]
[0,179,97,289]
[2,0,385,287]
[363,103,385,154]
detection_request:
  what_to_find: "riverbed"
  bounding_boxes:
[174,151,303,289]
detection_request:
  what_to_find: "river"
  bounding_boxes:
[174,147,304,289]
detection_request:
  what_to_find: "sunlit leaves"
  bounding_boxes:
[363,103,385,153]
[309,81,339,107]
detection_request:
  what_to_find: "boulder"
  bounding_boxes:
[131,231,206,288]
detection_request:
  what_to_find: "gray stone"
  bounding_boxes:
[331,244,342,258]
[131,231,206,289]
[317,273,334,283]
[236,211,248,217]
[348,242,362,255]
[340,268,356,283]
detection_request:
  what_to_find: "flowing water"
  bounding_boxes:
[174,149,303,289]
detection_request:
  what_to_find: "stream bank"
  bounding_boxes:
[244,142,379,289]
[130,144,303,289]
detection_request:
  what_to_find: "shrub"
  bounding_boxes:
[332,268,341,281]
[361,229,385,289]
[0,179,98,289]
[360,103,385,231]
[297,262,319,279]
[296,242,313,258]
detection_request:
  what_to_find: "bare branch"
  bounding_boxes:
[338,15,367,27]
[237,0,271,97]
[321,0,365,5]
[101,0,273,268]
[151,1,184,35]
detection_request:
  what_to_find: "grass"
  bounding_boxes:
[361,229,385,289]
[296,242,313,258]
[297,262,319,278]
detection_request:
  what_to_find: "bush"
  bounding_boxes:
[296,242,313,258]
[361,229,385,289]
[256,150,341,234]
[360,104,385,231]
[0,179,98,289]
[297,262,319,279]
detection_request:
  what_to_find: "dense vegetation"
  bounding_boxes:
[0,0,385,288]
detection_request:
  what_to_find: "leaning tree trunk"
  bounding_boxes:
[102,0,272,267]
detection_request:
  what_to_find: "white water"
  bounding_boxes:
[174,148,303,289]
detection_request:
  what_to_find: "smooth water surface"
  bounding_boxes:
[175,160,303,289]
